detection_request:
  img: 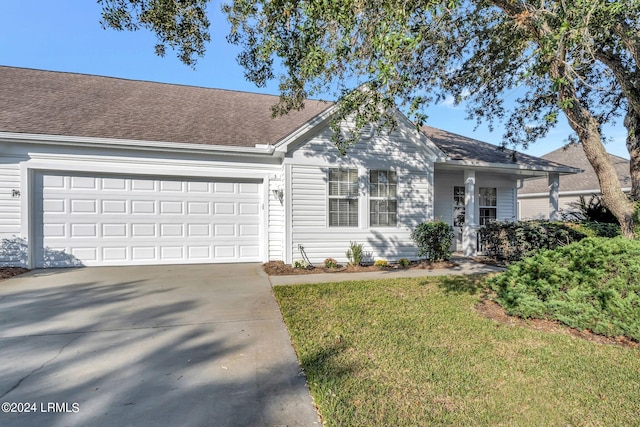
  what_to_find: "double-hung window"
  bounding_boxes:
[369,170,397,227]
[478,187,497,225]
[328,168,359,227]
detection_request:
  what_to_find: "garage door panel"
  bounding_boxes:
[35,172,263,267]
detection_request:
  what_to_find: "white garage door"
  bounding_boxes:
[34,172,263,267]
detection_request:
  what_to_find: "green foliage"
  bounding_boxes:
[293,259,309,269]
[324,257,338,269]
[562,194,620,224]
[410,221,454,262]
[346,241,364,266]
[488,237,640,340]
[397,257,411,267]
[568,221,621,238]
[479,221,586,263]
[374,259,389,269]
[98,0,210,67]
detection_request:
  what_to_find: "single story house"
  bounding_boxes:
[0,66,578,268]
[518,144,631,220]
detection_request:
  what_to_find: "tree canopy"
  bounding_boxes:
[99,0,640,236]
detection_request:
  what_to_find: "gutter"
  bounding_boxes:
[439,158,582,175]
[0,132,275,157]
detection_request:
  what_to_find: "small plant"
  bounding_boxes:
[324,258,339,268]
[397,258,411,267]
[410,221,455,262]
[293,259,309,269]
[346,241,364,266]
[374,259,389,269]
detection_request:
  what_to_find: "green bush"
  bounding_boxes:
[324,258,338,268]
[569,221,621,238]
[293,259,309,269]
[346,241,364,266]
[562,194,619,224]
[397,257,411,267]
[410,221,454,262]
[478,221,586,263]
[487,237,640,341]
[374,259,389,269]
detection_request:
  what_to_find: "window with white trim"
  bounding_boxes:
[328,168,359,227]
[369,170,397,227]
[479,187,497,225]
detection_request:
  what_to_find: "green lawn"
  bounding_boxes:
[274,276,640,426]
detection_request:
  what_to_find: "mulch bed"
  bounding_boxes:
[263,260,457,276]
[476,298,639,349]
[0,267,29,281]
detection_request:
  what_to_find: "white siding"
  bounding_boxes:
[519,197,550,220]
[0,157,26,266]
[287,121,435,265]
[268,173,284,260]
[497,187,516,221]
[519,194,584,220]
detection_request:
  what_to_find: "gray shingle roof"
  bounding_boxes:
[0,66,331,147]
[519,143,631,194]
[422,126,573,171]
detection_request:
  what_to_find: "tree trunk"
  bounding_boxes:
[555,70,636,238]
[625,108,640,201]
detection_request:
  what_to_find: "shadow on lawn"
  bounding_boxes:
[434,274,487,295]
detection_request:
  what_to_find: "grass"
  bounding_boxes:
[274,276,640,426]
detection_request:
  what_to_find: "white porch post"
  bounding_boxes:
[463,169,477,257]
[548,173,560,221]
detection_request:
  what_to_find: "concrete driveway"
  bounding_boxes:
[0,264,320,427]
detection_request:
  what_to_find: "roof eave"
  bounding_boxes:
[0,132,275,157]
[438,159,581,175]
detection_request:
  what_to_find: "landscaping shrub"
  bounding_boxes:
[478,221,586,263]
[293,259,309,269]
[324,258,338,268]
[397,257,411,267]
[562,194,619,224]
[567,221,621,238]
[374,259,389,269]
[346,241,364,266]
[488,237,640,341]
[410,221,454,261]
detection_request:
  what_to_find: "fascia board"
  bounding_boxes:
[0,132,275,157]
[440,159,582,175]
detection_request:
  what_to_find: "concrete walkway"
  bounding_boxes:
[0,264,320,427]
[269,256,504,286]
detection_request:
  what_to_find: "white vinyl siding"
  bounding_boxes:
[0,157,26,266]
[268,173,284,260]
[288,119,435,264]
[497,187,516,221]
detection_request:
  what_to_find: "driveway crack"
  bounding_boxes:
[0,334,82,399]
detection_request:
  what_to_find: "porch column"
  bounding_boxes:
[548,173,559,221]
[463,169,477,257]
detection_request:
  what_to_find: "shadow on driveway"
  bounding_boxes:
[0,264,319,427]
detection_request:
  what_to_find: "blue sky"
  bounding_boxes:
[0,1,630,159]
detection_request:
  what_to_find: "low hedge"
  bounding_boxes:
[487,237,640,341]
[478,221,587,263]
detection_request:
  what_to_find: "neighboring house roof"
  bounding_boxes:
[519,143,631,195]
[422,126,575,172]
[0,66,332,147]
